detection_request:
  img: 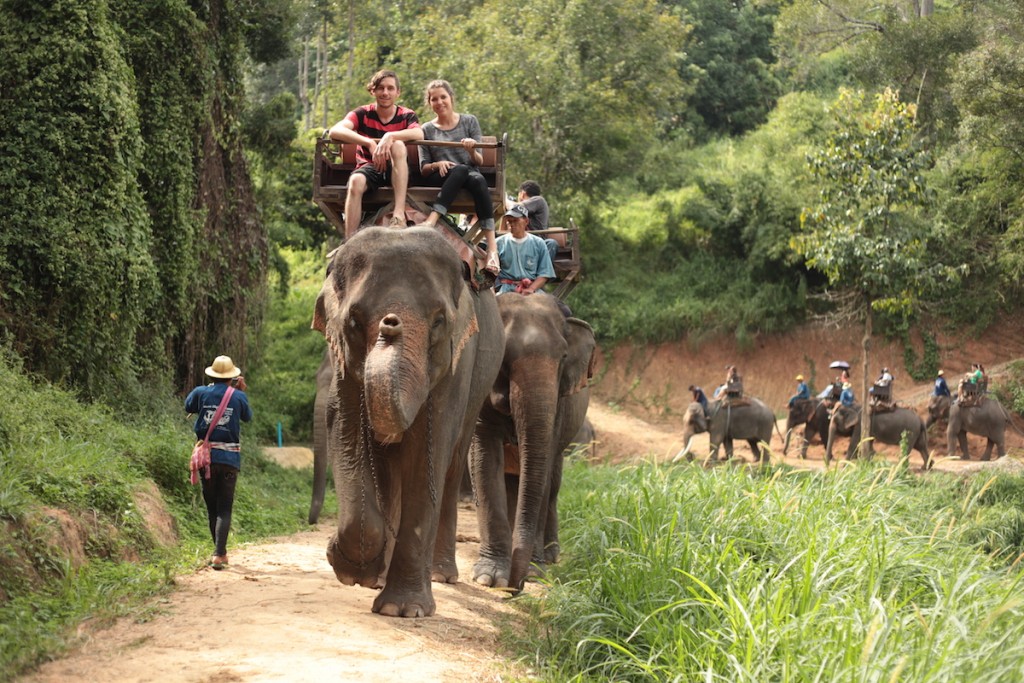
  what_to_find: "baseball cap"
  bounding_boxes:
[505,203,529,219]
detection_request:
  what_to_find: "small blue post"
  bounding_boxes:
[276,421,283,447]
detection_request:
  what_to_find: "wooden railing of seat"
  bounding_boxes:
[312,133,507,233]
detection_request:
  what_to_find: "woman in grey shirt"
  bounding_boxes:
[419,79,498,273]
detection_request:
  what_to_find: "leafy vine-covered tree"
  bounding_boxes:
[793,87,958,457]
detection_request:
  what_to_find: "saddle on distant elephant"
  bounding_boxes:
[869,401,897,415]
[724,379,743,398]
[722,395,751,408]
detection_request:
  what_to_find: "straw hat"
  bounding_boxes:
[795,374,804,381]
[938,369,944,376]
[205,355,242,379]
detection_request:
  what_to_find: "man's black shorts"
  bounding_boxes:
[353,164,391,191]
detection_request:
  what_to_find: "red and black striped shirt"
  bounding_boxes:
[343,104,421,168]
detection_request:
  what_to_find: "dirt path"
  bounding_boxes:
[19,507,528,683]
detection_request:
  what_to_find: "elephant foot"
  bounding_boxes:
[430,558,459,584]
[526,561,547,580]
[981,454,992,462]
[326,531,385,589]
[372,584,436,618]
[543,542,560,565]
[472,556,511,588]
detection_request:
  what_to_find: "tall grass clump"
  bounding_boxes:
[516,461,1024,681]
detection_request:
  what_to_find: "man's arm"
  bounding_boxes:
[328,117,371,146]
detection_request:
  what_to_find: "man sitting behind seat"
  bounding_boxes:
[515,180,558,262]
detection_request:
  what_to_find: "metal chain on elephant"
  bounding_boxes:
[426,396,437,509]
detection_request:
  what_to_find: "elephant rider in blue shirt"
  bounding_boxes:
[689,384,709,416]
[789,374,811,407]
[933,370,951,397]
[495,203,556,295]
[832,382,855,417]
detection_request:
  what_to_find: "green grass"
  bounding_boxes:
[512,461,1024,681]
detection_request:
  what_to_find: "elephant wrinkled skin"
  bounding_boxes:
[470,294,595,593]
[312,226,504,618]
[673,398,775,464]
[827,405,932,468]
[947,398,1010,460]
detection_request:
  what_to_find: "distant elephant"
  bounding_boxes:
[672,397,775,464]
[312,226,504,618]
[471,294,595,593]
[947,398,1010,460]
[568,417,597,459]
[783,399,831,459]
[826,405,932,468]
[307,349,333,525]
[925,394,951,429]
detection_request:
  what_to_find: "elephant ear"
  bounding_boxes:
[560,317,596,397]
[311,260,346,380]
[449,285,479,375]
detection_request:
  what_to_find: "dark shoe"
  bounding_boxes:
[210,555,228,570]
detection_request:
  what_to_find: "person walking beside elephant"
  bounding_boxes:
[185,355,253,570]
[418,79,499,274]
[327,69,423,237]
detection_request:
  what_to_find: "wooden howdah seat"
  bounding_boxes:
[313,134,507,228]
[313,131,583,300]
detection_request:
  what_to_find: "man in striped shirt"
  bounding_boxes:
[328,69,424,238]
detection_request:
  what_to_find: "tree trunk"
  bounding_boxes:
[919,0,934,18]
[320,17,329,129]
[861,298,873,459]
[300,39,310,130]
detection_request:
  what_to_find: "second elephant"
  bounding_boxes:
[827,405,932,468]
[947,398,1010,460]
[673,398,775,464]
[470,294,596,593]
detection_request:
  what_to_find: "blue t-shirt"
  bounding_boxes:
[495,233,556,293]
[840,388,855,407]
[185,383,252,470]
[934,377,950,397]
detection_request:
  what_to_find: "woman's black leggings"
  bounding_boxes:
[201,463,238,556]
[426,164,494,220]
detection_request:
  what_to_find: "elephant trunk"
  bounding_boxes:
[508,357,559,591]
[363,309,430,439]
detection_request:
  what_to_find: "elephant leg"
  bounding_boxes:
[748,438,765,464]
[981,440,994,461]
[430,441,469,584]
[997,437,1008,458]
[372,443,443,618]
[541,450,564,565]
[723,437,734,461]
[471,423,513,589]
[958,432,970,459]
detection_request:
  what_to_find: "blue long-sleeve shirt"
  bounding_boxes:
[789,381,810,405]
[185,382,252,470]
[934,377,951,397]
[840,388,855,407]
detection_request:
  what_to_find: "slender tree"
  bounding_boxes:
[793,88,958,458]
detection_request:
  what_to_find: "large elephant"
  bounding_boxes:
[925,394,951,429]
[947,398,1010,460]
[470,294,595,592]
[783,399,831,459]
[672,398,775,464]
[307,349,333,525]
[311,226,504,617]
[826,405,932,468]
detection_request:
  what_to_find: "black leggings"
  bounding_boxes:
[201,463,238,556]
[423,165,494,220]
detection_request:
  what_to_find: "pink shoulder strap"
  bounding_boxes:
[203,386,235,444]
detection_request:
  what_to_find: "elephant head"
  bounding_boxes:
[784,399,816,455]
[673,402,708,462]
[312,226,504,617]
[926,394,950,429]
[471,294,595,593]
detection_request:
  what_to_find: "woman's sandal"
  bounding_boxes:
[210,555,228,570]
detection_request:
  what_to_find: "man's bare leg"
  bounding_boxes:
[345,174,367,239]
[389,141,410,225]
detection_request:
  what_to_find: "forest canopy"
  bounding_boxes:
[1,0,1022,398]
